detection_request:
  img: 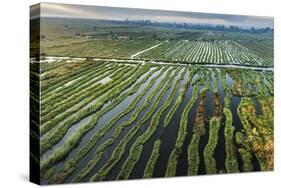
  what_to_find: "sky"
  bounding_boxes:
[30,3,274,28]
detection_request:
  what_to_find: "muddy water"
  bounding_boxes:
[64,67,171,182]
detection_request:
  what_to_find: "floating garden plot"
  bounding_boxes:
[30,3,274,185]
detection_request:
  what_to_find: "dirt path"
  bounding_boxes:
[31,56,274,72]
[130,43,164,58]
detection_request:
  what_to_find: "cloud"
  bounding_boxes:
[37,2,273,28]
[40,3,100,18]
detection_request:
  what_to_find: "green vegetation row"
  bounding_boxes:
[187,74,211,176]
[41,63,124,113]
[141,67,188,178]
[72,67,171,181]
[203,76,222,174]
[41,61,98,93]
[220,70,240,173]
[89,67,175,182]
[70,67,170,182]
[166,85,199,177]
[224,107,239,173]
[41,61,109,102]
[41,63,117,110]
[203,116,221,174]
[40,65,157,173]
[163,67,196,128]
[41,64,136,135]
[187,134,200,175]
[117,67,182,180]
[40,65,145,155]
[137,40,266,66]
[143,140,162,178]
[41,64,131,135]
[49,66,165,183]
[40,65,133,130]
[41,64,125,121]
[41,61,104,98]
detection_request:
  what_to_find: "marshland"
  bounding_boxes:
[30,5,274,184]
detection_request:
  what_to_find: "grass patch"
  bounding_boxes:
[143,140,161,178]
[203,116,221,174]
[166,85,199,177]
